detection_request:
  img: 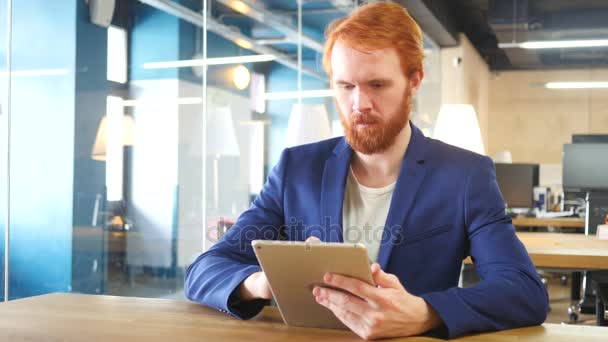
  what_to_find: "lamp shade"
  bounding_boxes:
[91,115,135,161]
[494,150,513,163]
[207,106,240,156]
[285,104,332,147]
[433,104,485,155]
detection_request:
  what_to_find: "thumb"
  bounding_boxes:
[305,236,322,243]
[304,236,322,251]
[371,263,402,289]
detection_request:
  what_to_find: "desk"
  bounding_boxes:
[464,232,608,270]
[0,293,606,341]
[515,232,608,325]
[517,232,608,270]
[512,217,585,229]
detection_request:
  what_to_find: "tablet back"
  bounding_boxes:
[252,240,374,329]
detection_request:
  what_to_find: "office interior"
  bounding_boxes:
[0,0,607,328]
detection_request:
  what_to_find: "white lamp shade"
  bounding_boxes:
[207,106,240,156]
[433,104,485,155]
[331,119,344,138]
[91,115,135,161]
[286,104,332,147]
[494,150,513,163]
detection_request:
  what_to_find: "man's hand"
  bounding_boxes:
[240,236,321,302]
[239,271,272,301]
[313,263,442,340]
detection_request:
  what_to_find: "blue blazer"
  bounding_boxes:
[185,122,548,338]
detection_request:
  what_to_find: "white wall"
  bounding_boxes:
[488,69,608,164]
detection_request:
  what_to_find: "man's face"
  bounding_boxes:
[331,39,412,154]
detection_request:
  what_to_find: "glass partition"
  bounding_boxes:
[2,0,443,301]
[0,0,8,302]
[411,33,442,137]
[8,0,83,299]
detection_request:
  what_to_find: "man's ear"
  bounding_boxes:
[408,70,424,93]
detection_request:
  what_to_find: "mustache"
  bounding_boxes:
[350,112,380,125]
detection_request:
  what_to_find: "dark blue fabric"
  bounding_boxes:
[184,122,549,338]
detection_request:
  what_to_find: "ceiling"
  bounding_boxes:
[136,1,608,73]
[214,0,608,71]
[443,0,608,70]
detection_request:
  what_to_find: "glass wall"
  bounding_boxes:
[8,0,81,299]
[0,0,7,302]
[0,0,442,301]
[412,34,441,137]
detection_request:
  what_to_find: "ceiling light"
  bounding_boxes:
[235,38,253,49]
[233,65,251,90]
[264,89,335,100]
[545,82,608,89]
[143,54,276,69]
[499,39,608,49]
[121,97,203,106]
[228,0,251,15]
[0,68,70,77]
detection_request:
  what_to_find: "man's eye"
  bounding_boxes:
[371,83,383,88]
[340,84,355,90]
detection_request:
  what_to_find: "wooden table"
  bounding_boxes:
[516,232,608,269]
[464,232,608,270]
[0,293,606,341]
[512,217,585,229]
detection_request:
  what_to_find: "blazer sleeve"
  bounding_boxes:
[184,149,289,319]
[420,155,549,338]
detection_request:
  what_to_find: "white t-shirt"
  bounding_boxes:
[342,167,396,263]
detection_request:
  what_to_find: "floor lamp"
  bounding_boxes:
[206,106,240,211]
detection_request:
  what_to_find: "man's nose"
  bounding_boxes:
[352,87,372,113]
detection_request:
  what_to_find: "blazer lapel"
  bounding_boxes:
[377,123,430,269]
[320,138,352,243]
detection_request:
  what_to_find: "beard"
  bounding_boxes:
[339,88,412,155]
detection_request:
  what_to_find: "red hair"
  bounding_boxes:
[323,2,424,78]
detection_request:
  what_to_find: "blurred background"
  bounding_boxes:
[1,0,607,325]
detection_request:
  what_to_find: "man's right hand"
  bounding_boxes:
[239,272,272,301]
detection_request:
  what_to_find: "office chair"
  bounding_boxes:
[591,274,608,326]
[570,195,608,326]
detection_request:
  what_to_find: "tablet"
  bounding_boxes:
[252,240,375,329]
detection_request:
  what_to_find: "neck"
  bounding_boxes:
[350,122,412,188]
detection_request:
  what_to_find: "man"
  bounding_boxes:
[185,2,548,339]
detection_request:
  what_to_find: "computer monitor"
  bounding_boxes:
[563,143,608,191]
[572,134,608,144]
[494,163,539,209]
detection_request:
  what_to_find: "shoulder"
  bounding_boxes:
[282,137,345,163]
[424,137,493,174]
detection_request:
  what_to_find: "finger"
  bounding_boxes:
[255,272,273,300]
[371,265,403,289]
[323,273,381,303]
[314,286,370,317]
[315,291,368,335]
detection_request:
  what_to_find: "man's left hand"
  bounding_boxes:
[313,263,442,340]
